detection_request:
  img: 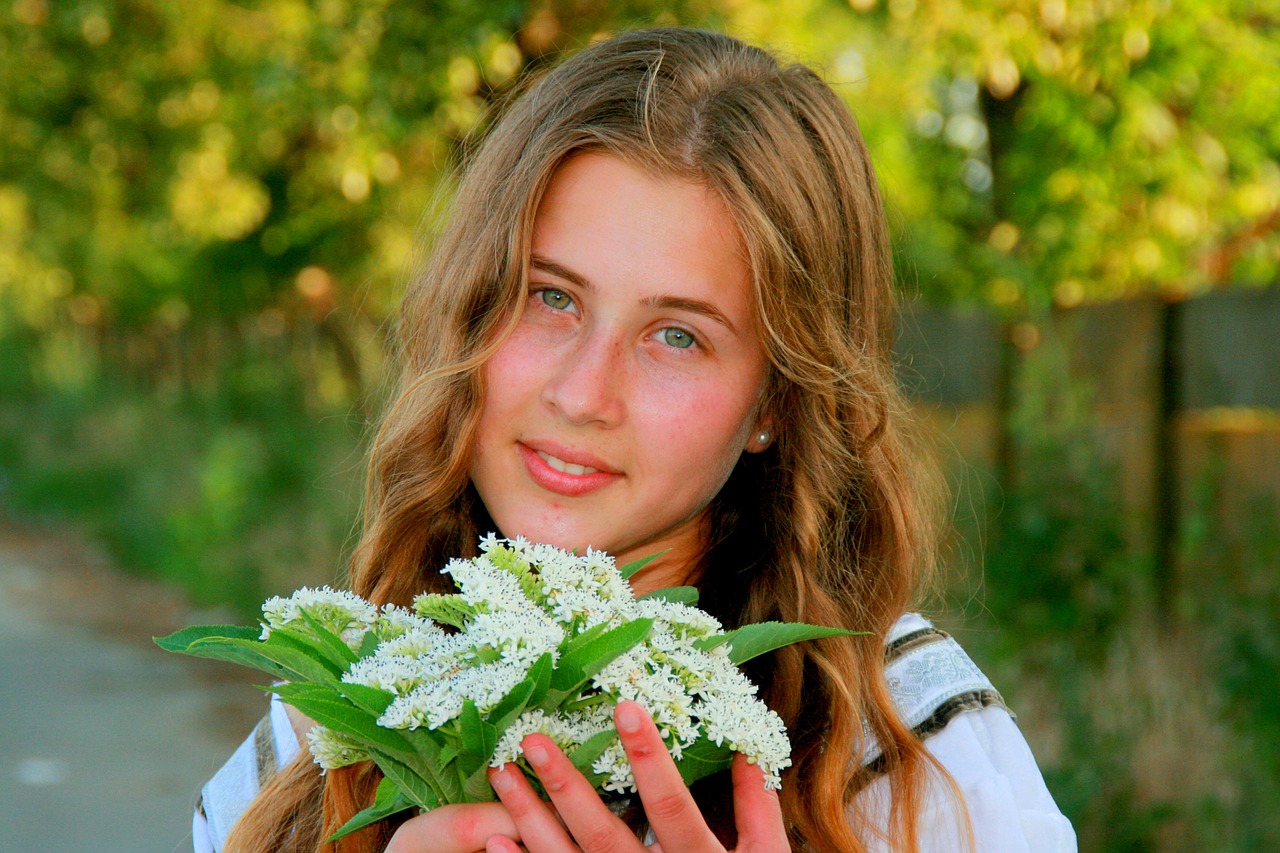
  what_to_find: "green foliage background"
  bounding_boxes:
[2,1,1278,849]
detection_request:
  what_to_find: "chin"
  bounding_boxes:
[495,517,608,554]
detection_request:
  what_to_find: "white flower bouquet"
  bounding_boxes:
[158,537,854,840]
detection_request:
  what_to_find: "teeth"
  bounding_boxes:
[536,450,599,476]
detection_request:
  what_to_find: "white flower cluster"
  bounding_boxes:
[307,725,369,772]
[260,585,379,651]
[491,706,615,767]
[473,539,789,792]
[581,599,791,792]
[268,539,792,792]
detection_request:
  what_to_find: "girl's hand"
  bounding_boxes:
[484,701,790,853]
[384,801,521,853]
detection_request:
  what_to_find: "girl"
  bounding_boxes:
[195,27,1075,853]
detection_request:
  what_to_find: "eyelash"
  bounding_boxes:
[535,287,575,313]
[530,287,702,352]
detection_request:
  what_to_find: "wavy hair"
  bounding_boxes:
[226,27,958,853]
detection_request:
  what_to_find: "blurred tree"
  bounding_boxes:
[816,0,1280,310]
[4,0,1274,384]
[2,0,533,393]
[3,7,1276,846]
[0,0,734,399]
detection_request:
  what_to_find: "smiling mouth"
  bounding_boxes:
[535,450,600,476]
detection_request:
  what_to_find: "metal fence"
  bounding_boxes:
[895,286,1280,618]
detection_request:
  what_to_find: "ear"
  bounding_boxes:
[745,416,776,453]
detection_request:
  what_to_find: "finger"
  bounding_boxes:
[489,761,577,851]
[521,732,643,853]
[729,753,788,850]
[485,836,522,853]
[614,702,720,852]
[385,802,519,853]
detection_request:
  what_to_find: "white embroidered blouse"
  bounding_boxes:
[192,613,1076,852]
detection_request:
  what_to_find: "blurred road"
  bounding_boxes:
[0,520,264,852]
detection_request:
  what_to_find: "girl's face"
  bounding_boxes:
[470,152,771,592]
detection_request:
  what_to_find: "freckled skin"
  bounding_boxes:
[469,152,771,595]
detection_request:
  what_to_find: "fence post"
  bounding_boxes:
[1153,295,1182,629]
[992,320,1017,505]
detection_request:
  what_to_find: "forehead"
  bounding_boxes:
[530,152,755,313]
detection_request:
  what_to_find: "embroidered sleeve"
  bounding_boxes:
[856,614,1077,852]
[862,613,1009,767]
[195,697,300,852]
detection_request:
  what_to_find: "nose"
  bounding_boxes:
[541,327,626,428]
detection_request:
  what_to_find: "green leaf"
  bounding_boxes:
[638,585,699,606]
[369,750,444,810]
[483,653,552,735]
[155,625,297,682]
[335,680,397,717]
[326,776,416,842]
[295,609,361,667]
[463,762,498,801]
[472,645,503,664]
[619,552,664,581]
[155,624,261,652]
[270,680,343,703]
[698,622,864,665]
[403,727,465,804]
[254,628,347,678]
[692,633,731,653]
[562,621,610,654]
[415,593,476,630]
[157,621,342,686]
[235,636,343,684]
[525,652,553,708]
[357,630,381,658]
[459,700,497,777]
[567,728,617,784]
[674,737,734,787]
[486,678,535,733]
[548,617,653,698]
[273,684,411,755]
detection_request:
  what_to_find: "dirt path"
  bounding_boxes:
[0,517,267,852]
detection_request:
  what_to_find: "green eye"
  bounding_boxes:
[539,289,573,310]
[659,327,695,349]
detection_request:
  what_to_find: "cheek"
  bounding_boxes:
[640,380,756,474]
[480,333,545,419]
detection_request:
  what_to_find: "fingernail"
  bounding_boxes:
[490,765,515,793]
[524,739,549,768]
[616,702,644,735]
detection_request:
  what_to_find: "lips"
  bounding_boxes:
[534,449,599,476]
[517,441,622,497]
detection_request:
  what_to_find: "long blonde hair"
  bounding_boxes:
[227,27,953,853]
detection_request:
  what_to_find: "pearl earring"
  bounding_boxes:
[756,431,771,446]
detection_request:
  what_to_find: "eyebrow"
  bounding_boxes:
[530,254,739,334]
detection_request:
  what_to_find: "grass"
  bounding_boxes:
[0,351,368,617]
[3,325,1278,849]
[938,333,1280,851]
